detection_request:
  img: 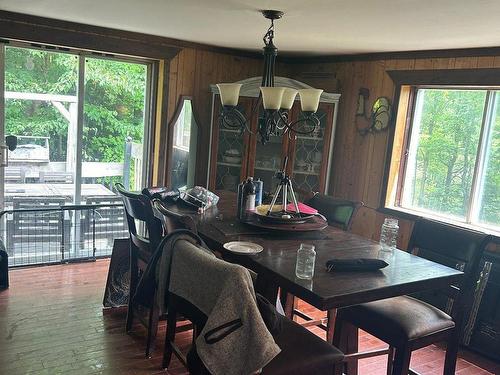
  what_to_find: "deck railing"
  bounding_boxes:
[0,202,128,267]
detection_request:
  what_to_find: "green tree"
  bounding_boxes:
[4,46,146,167]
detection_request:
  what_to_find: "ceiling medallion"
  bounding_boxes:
[216,10,324,145]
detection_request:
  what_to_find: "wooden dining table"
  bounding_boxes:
[160,190,463,361]
[164,191,462,300]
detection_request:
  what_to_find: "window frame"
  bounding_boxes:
[381,68,500,235]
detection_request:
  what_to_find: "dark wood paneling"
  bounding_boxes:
[0,10,180,59]
[283,45,500,64]
[0,10,265,61]
[388,68,500,86]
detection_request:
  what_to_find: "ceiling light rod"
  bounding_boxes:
[216,10,323,145]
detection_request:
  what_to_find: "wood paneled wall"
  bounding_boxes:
[164,46,499,248]
[165,48,290,186]
[289,56,500,248]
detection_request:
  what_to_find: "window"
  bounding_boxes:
[387,86,499,233]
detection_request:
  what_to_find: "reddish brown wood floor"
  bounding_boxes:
[0,260,498,374]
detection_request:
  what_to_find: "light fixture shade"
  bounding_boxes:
[217,83,242,106]
[280,88,298,110]
[298,89,323,112]
[260,87,285,110]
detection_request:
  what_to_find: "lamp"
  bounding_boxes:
[216,10,324,145]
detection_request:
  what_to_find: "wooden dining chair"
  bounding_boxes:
[304,193,362,231]
[333,219,491,375]
[152,199,197,234]
[115,183,164,357]
[162,239,345,375]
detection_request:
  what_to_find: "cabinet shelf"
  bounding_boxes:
[217,161,241,167]
[254,166,277,172]
[293,170,320,176]
[297,135,323,141]
[219,128,240,134]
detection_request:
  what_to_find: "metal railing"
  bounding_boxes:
[0,203,128,267]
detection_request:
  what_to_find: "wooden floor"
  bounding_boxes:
[0,260,498,375]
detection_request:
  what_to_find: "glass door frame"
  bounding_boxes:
[0,40,155,208]
[0,44,5,212]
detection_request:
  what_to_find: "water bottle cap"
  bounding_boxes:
[384,218,399,226]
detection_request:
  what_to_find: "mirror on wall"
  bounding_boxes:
[170,98,198,190]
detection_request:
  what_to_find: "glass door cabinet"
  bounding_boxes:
[208,77,340,196]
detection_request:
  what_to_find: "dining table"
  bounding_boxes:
[158,190,464,371]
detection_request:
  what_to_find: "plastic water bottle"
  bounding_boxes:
[295,243,316,280]
[380,218,399,251]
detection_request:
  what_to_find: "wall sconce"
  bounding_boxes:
[355,88,392,135]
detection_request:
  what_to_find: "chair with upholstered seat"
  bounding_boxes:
[305,193,362,231]
[333,219,491,375]
[116,183,164,357]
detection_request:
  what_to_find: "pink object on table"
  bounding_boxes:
[286,202,318,214]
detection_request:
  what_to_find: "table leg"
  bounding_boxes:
[281,290,295,318]
[345,321,359,375]
[326,308,337,344]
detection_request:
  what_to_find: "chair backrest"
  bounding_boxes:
[115,183,163,259]
[152,199,197,234]
[408,218,491,321]
[305,193,362,231]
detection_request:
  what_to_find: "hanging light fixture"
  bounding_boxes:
[216,10,324,145]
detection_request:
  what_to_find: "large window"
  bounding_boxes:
[388,87,499,233]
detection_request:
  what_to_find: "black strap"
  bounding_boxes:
[204,318,243,344]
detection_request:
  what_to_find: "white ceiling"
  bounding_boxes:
[2,0,500,55]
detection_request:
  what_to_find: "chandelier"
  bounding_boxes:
[216,10,324,145]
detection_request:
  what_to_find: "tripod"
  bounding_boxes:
[267,157,301,217]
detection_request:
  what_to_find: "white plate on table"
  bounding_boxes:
[223,241,263,255]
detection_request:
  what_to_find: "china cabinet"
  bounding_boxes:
[207,77,340,195]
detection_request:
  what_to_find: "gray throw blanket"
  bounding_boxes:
[170,239,281,375]
[133,229,206,314]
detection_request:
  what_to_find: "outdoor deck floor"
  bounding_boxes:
[0,259,498,374]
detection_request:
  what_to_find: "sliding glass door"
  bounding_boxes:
[0,42,152,265]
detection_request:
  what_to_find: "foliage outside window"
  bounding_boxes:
[4,45,148,190]
[390,87,499,233]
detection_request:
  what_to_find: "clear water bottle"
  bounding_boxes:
[380,218,399,251]
[295,243,316,280]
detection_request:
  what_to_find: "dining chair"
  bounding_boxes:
[152,199,197,234]
[304,193,362,231]
[282,191,362,341]
[163,238,345,375]
[115,183,164,357]
[333,219,491,375]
